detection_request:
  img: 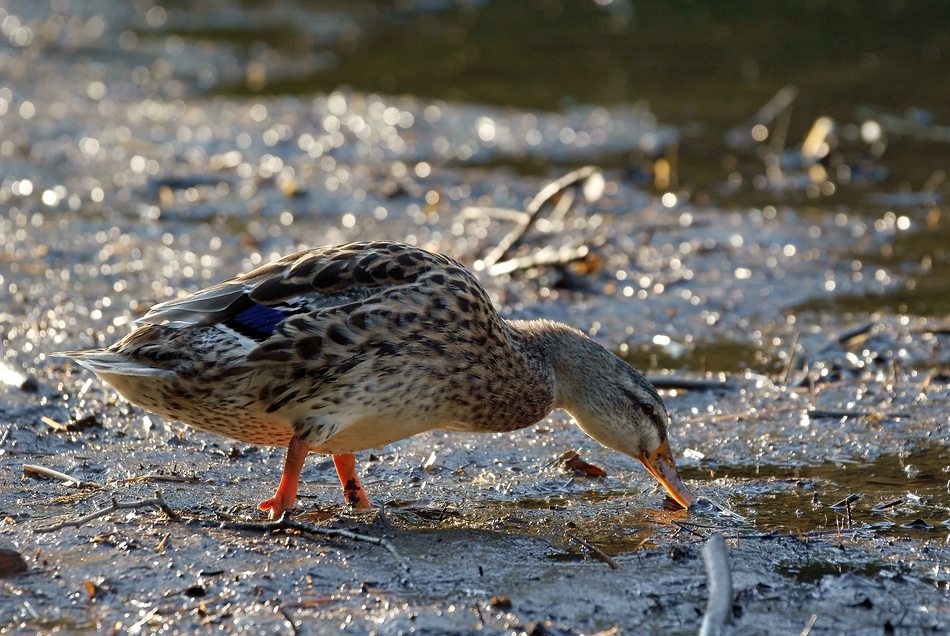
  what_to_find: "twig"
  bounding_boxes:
[565,531,619,569]
[472,601,487,627]
[808,369,817,408]
[871,497,904,513]
[278,606,299,636]
[479,166,600,269]
[670,520,707,539]
[807,408,899,420]
[46,495,409,571]
[801,117,835,161]
[673,523,872,543]
[116,474,201,484]
[699,533,734,636]
[749,85,798,128]
[36,490,178,532]
[800,613,818,636]
[155,532,171,552]
[40,416,69,432]
[780,331,800,386]
[727,85,799,149]
[547,188,575,224]
[78,377,94,399]
[487,245,589,277]
[769,99,794,154]
[23,463,101,489]
[211,512,409,572]
[795,527,871,541]
[129,608,159,633]
[795,321,878,390]
[459,206,529,223]
[41,415,98,433]
[813,321,876,358]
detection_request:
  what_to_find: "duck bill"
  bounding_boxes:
[638,439,694,509]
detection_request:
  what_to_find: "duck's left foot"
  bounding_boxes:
[332,453,372,509]
[258,434,309,519]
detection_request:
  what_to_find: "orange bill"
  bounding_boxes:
[638,438,694,509]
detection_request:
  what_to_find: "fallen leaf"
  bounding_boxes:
[556,450,607,478]
[0,547,27,577]
[490,595,512,609]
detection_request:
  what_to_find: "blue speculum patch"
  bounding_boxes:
[232,304,286,335]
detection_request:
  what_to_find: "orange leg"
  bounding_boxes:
[332,453,372,509]
[258,434,309,519]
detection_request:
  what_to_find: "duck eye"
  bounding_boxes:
[642,403,654,416]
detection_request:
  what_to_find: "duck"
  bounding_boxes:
[57,240,694,517]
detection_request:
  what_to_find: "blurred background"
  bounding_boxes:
[68,0,950,198]
[3,4,950,632]
[4,0,949,318]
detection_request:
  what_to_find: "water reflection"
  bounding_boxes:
[681,441,950,541]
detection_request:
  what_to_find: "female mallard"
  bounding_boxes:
[58,241,694,517]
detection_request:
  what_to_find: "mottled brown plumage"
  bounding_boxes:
[58,241,693,517]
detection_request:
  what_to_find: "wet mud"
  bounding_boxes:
[2,1,950,634]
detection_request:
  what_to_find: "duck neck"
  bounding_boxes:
[507,318,640,457]
[504,318,608,414]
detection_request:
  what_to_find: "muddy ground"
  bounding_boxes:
[2,2,950,634]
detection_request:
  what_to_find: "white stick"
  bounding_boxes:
[699,533,734,636]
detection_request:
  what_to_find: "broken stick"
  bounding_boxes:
[210,511,409,572]
[565,531,619,569]
[36,490,178,532]
[23,463,100,489]
[479,166,602,270]
[699,533,734,636]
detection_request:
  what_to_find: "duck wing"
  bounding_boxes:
[136,241,458,339]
